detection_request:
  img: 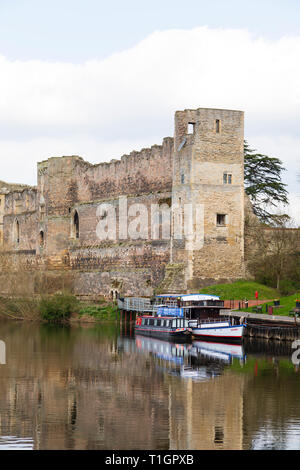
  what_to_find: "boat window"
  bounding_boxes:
[141,318,145,326]
[154,319,158,326]
[172,319,177,328]
[184,319,189,327]
[157,319,161,327]
[149,318,154,326]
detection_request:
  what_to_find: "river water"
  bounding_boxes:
[0,319,300,450]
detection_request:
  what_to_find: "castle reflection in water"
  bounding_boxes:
[0,320,300,450]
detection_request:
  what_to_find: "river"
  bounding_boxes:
[0,319,300,450]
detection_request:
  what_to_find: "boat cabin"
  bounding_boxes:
[156,294,227,321]
[139,316,189,329]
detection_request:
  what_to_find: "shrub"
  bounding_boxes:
[279,280,298,296]
[39,293,79,323]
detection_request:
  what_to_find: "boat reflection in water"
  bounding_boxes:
[133,335,246,382]
[190,340,245,363]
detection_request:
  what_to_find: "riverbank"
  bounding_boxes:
[200,280,300,317]
[235,293,300,317]
[0,293,118,323]
[200,280,279,300]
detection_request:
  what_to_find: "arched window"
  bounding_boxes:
[73,210,79,239]
[13,219,20,244]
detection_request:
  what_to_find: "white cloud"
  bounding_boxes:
[0,26,299,220]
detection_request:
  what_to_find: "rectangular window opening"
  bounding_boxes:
[223,173,232,184]
[216,119,220,133]
[187,122,195,134]
[217,214,227,226]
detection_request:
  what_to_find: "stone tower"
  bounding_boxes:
[170,107,245,291]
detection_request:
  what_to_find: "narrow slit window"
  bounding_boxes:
[13,219,20,244]
[39,230,44,247]
[73,210,80,239]
[216,119,220,133]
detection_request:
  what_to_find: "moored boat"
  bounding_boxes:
[119,293,246,343]
[188,318,245,342]
[135,314,191,340]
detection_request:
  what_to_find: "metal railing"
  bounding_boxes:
[118,297,224,314]
[197,317,231,325]
[118,297,158,313]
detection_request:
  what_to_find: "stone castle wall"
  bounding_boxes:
[0,136,174,299]
[0,107,251,299]
[171,108,245,291]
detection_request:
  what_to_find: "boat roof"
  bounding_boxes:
[156,294,220,301]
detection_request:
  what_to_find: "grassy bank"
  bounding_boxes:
[239,293,300,317]
[199,280,278,300]
[0,293,118,323]
[199,280,300,316]
[73,303,119,322]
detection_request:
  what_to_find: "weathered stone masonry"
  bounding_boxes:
[0,107,246,299]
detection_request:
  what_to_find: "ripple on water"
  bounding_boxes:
[0,436,34,450]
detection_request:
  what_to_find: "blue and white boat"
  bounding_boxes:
[135,309,191,340]
[156,294,246,342]
[188,318,245,342]
[119,293,246,342]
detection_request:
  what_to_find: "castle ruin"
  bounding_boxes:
[0,107,246,299]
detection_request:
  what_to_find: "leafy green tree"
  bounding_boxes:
[244,141,289,225]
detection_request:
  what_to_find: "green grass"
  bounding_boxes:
[239,293,300,317]
[78,303,118,321]
[199,280,278,300]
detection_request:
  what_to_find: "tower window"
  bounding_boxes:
[39,230,44,247]
[181,172,185,184]
[217,214,227,226]
[13,219,20,244]
[216,119,220,133]
[73,211,79,239]
[223,173,232,184]
[187,122,195,134]
[71,210,80,239]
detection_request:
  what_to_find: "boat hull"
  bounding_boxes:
[189,324,245,342]
[135,326,191,341]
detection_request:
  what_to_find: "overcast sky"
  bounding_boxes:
[0,0,299,223]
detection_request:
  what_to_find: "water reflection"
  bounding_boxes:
[127,335,246,382]
[0,320,300,450]
[0,436,33,450]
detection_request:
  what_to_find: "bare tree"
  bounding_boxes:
[246,215,300,291]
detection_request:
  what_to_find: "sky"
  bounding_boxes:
[0,0,299,223]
